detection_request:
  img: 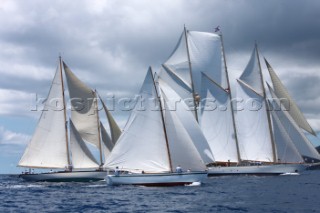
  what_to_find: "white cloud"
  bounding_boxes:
[0,126,30,145]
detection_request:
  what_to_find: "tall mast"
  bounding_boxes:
[220,32,242,163]
[150,67,173,172]
[94,90,103,168]
[255,43,277,163]
[59,56,71,170]
[184,25,199,122]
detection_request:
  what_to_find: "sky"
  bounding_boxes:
[1,0,320,174]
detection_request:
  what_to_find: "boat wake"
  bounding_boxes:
[280,172,300,176]
[186,181,201,186]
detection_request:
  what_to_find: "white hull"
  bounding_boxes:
[19,170,107,182]
[208,164,308,176]
[106,172,207,186]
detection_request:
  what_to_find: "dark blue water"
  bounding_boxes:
[1,171,319,212]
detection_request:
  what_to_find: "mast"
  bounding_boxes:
[150,67,173,172]
[59,56,71,170]
[255,43,277,163]
[184,25,199,122]
[220,32,242,163]
[94,90,103,168]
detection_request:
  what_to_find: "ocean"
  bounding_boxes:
[0,171,319,213]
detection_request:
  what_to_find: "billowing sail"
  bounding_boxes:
[200,73,238,163]
[18,64,69,169]
[100,98,121,143]
[63,62,100,147]
[159,79,214,168]
[187,31,228,91]
[69,120,99,169]
[100,122,114,159]
[236,80,274,162]
[104,69,171,173]
[161,29,227,119]
[268,86,320,162]
[265,59,316,136]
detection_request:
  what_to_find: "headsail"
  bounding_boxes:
[268,85,320,162]
[18,63,69,169]
[265,59,316,136]
[63,62,100,147]
[100,122,115,159]
[69,120,99,169]
[100,98,121,143]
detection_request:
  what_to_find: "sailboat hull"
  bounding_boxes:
[208,164,308,176]
[19,171,107,182]
[106,172,207,186]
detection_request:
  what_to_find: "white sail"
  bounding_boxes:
[100,98,121,143]
[239,47,263,95]
[268,86,320,161]
[69,120,99,169]
[104,69,170,173]
[200,73,238,163]
[236,80,274,162]
[63,62,100,147]
[100,122,114,159]
[187,31,228,91]
[18,64,69,168]
[162,100,206,171]
[158,78,214,164]
[164,31,192,88]
[265,59,316,136]
[268,100,304,163]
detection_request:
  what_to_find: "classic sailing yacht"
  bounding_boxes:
[18,57,120,182]
[208,45,320,175]
[159,26,317,175]
[104,68,212,186]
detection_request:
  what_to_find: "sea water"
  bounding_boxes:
[0,170,319,212]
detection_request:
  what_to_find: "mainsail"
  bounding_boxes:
[200,73,238,163]
[104,69,171,173]
[236,46,275,162]
[265,59,316,136]
[18,61,69,169]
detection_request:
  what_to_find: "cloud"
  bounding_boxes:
[0,126,30,145]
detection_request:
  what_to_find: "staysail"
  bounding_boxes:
[18,63,69,168]
[69,120,99,169]
[265,59,316,136]
[268,85,320,162]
